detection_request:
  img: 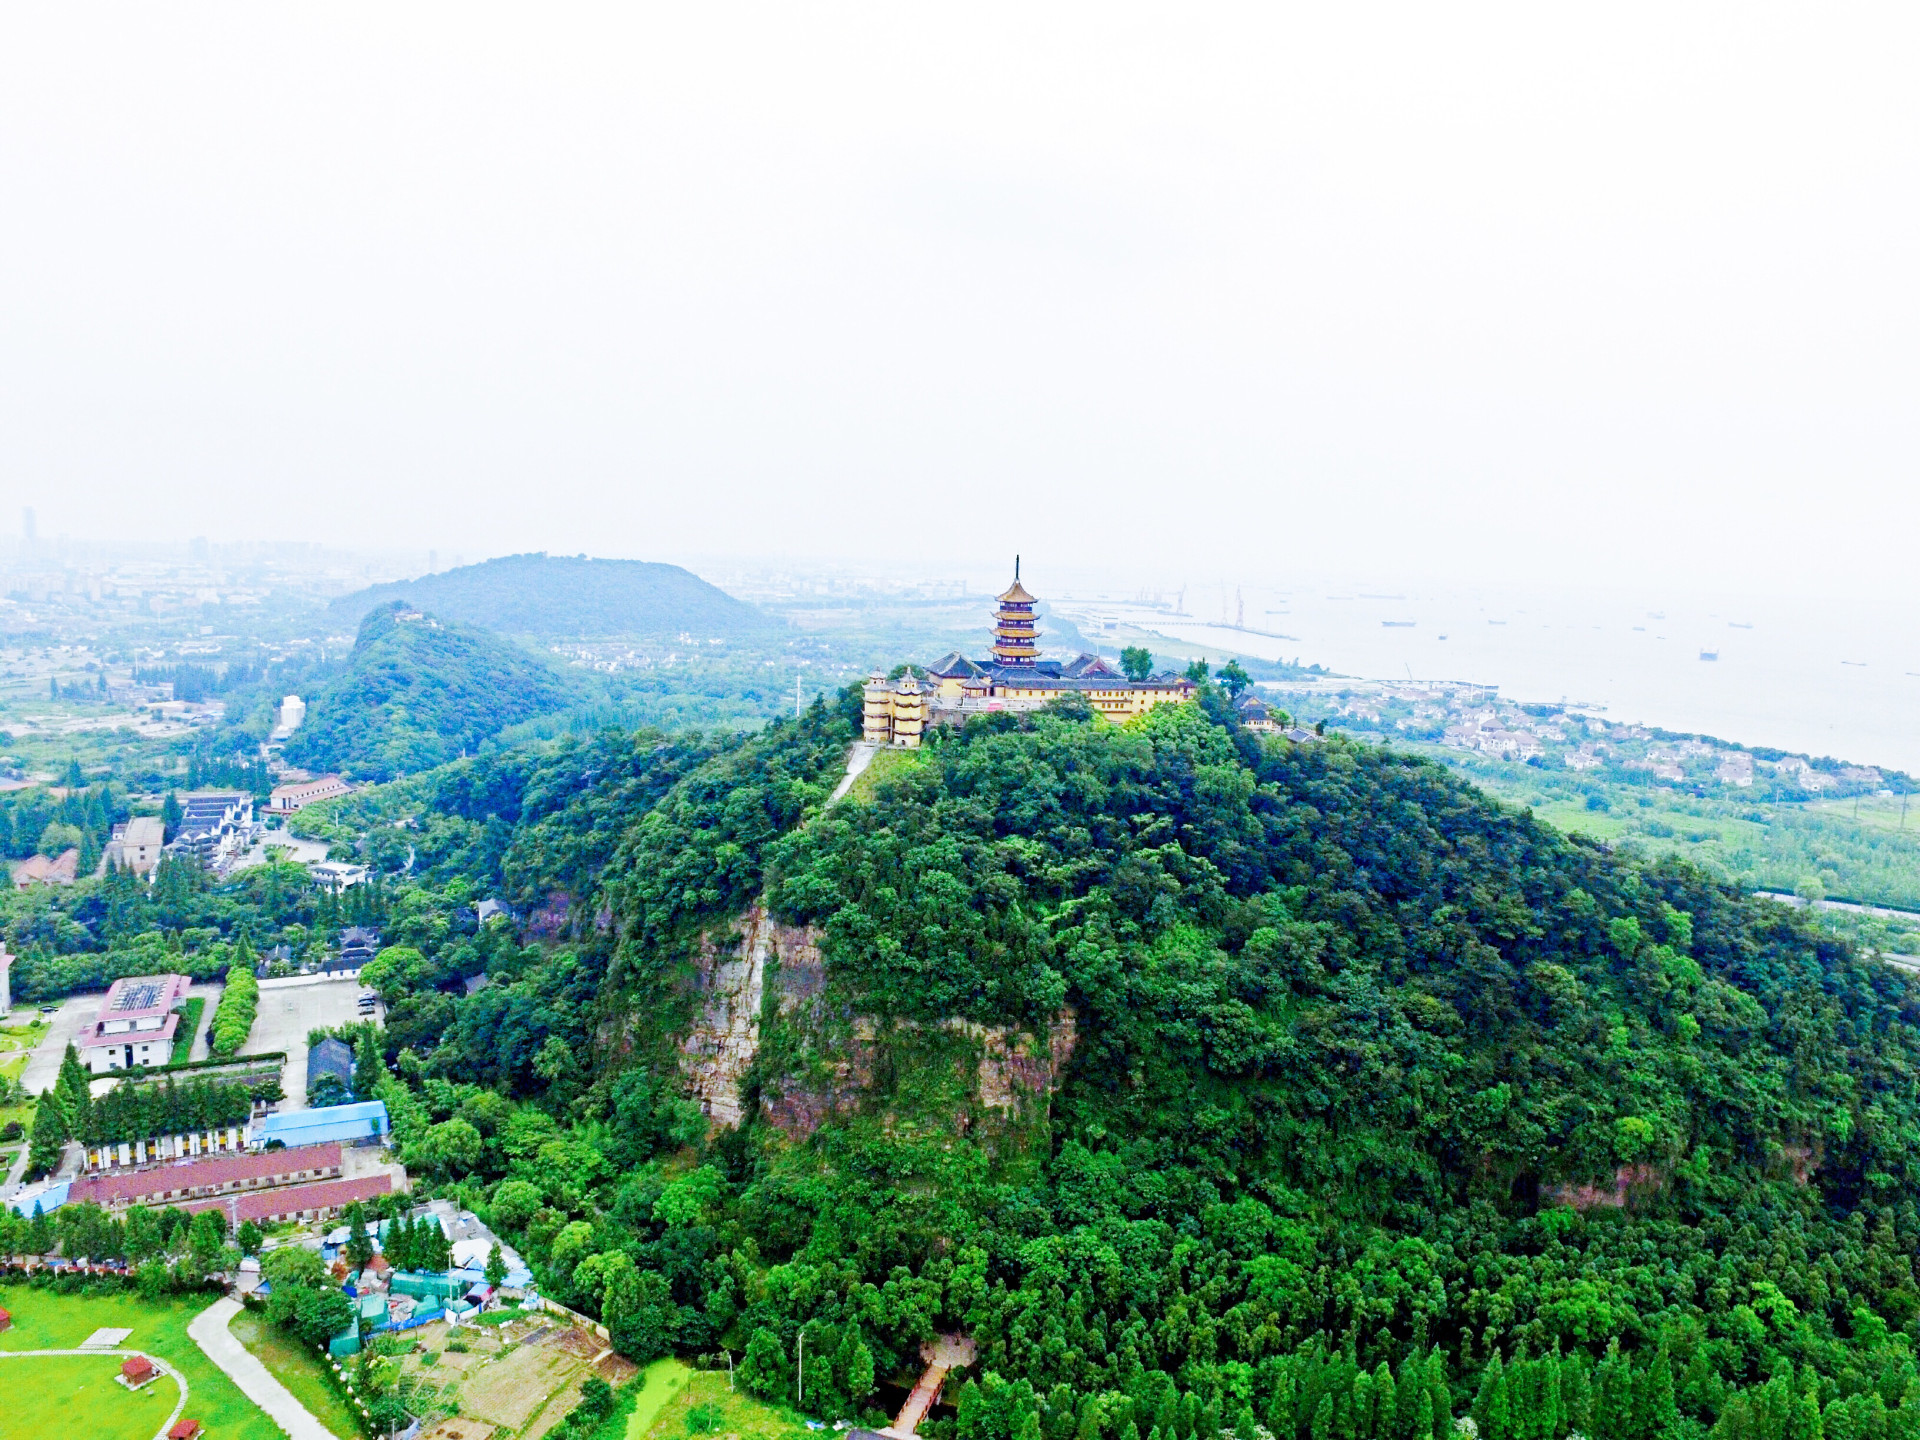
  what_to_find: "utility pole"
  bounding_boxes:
[795,674,803,719]
[728,1348,734,1391]
[797,1328,804,1406]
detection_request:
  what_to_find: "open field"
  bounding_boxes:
[0,1283,287,1440]
[631,1364,817,1440]
[625,1357,691,1439]
[228,1304,360,1439]
[0,1350,182,1440]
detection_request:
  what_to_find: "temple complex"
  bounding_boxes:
[863,560,1196,747]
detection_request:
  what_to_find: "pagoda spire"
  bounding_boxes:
[992,558,1039,667]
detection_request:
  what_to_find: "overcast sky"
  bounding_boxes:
[4,6,1917,597]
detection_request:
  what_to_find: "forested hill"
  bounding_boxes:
[329,553,774,638]
[269,686,1920,1440]
[573,689,1920,1440]
[284,601,579,779]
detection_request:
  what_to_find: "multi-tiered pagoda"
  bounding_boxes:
[990,558,1039,667]
[862,560,1196,747]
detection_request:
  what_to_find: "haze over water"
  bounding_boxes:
[1080,581,1920,776]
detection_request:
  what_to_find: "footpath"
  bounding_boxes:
[188,1296,339,1440]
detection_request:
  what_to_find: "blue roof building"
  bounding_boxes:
[6,1179,69,1216]
[253,1099,390,1149]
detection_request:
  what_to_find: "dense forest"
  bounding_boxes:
[328,553,776,639]
[285,601,581,780]
[14,683,1920,1440]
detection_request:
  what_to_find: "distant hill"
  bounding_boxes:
[285,602,580,780]
[329,554,773,638]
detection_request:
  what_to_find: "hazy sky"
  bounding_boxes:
[5,6,1918,596]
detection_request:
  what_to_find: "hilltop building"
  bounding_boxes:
[864,561,1195,748]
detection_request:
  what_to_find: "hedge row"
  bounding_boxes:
[209,966,258,1057]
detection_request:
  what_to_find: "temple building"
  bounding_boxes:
[864,560,1196,747]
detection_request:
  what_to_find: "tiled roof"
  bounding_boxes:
[186,1172,393,1223]
[70,1143,343,1206]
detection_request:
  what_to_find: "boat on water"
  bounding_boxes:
[1381,620,1415,628]
[1842,660,1867,667]
[1729,621,1753,629]
[1488,619,1507,626]
[1700,649,1719,661]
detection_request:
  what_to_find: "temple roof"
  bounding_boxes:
[926,652,985,678]
[996,578,1036,604]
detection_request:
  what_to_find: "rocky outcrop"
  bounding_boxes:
[677,901,1077,1142]
[1545,1162,1665,1211]
[677,902,826,1125]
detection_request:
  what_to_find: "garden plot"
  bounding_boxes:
[384,1314,634,1440]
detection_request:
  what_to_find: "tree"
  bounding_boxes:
[344,1204,375,1269]
[843,1335,876,1405]
[486,1241,507,1289]
[354,1023,390,1097]
[1120,647,1155,682]
[188,1207,227,1269]
[1217,660,1253,699]
[1184,658,1211,684]
[160,789,182,840]
[236,1220,264,1257]
[741,1326,789,1403]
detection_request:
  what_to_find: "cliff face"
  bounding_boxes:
[676,901,818,1126]
[675,899,1076,1149]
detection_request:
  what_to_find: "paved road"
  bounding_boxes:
[0,1344,189,1440]
[183,981,224,1062]
[253,976,379,1109]
[17,993,98,1094]
[188,1296,339,1440]
[18,982,225,1093]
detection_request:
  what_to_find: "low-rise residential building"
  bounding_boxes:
[68,1143,345,1210]
[185,1172,392,1227]
[103,816,166,875]
[78,973,191,1073]
[266,774,349,815]
[10,849,78,888]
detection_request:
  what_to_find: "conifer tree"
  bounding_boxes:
[1646,1349,1679,1439]
[1373,1364,1397,1440]
[1476,1355,1510,1440]
[1595,1342,1631,1440]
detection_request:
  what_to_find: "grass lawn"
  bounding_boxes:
[845,746,928,806]
[627,1357,693,1439]
[0,1283,287,1440]
[631,1363,819,1440]
[0,1350,183,1440]
[228,1305,361,1439]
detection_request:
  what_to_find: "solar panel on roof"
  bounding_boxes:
[113,981,163,1011]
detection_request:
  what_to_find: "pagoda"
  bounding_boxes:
[990,556,1039,667]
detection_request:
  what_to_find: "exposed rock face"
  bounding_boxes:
[1546,1162,1665,1211]
[677,901,1077,1142]
[678,902,824,1125]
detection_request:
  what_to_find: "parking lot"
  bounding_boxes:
[253,975,381,1108]
[16,981,227,1095]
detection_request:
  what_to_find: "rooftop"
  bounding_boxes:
[69,1143,343,1207]
[185,1171,392,1224]
[253,1099,390,1146]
